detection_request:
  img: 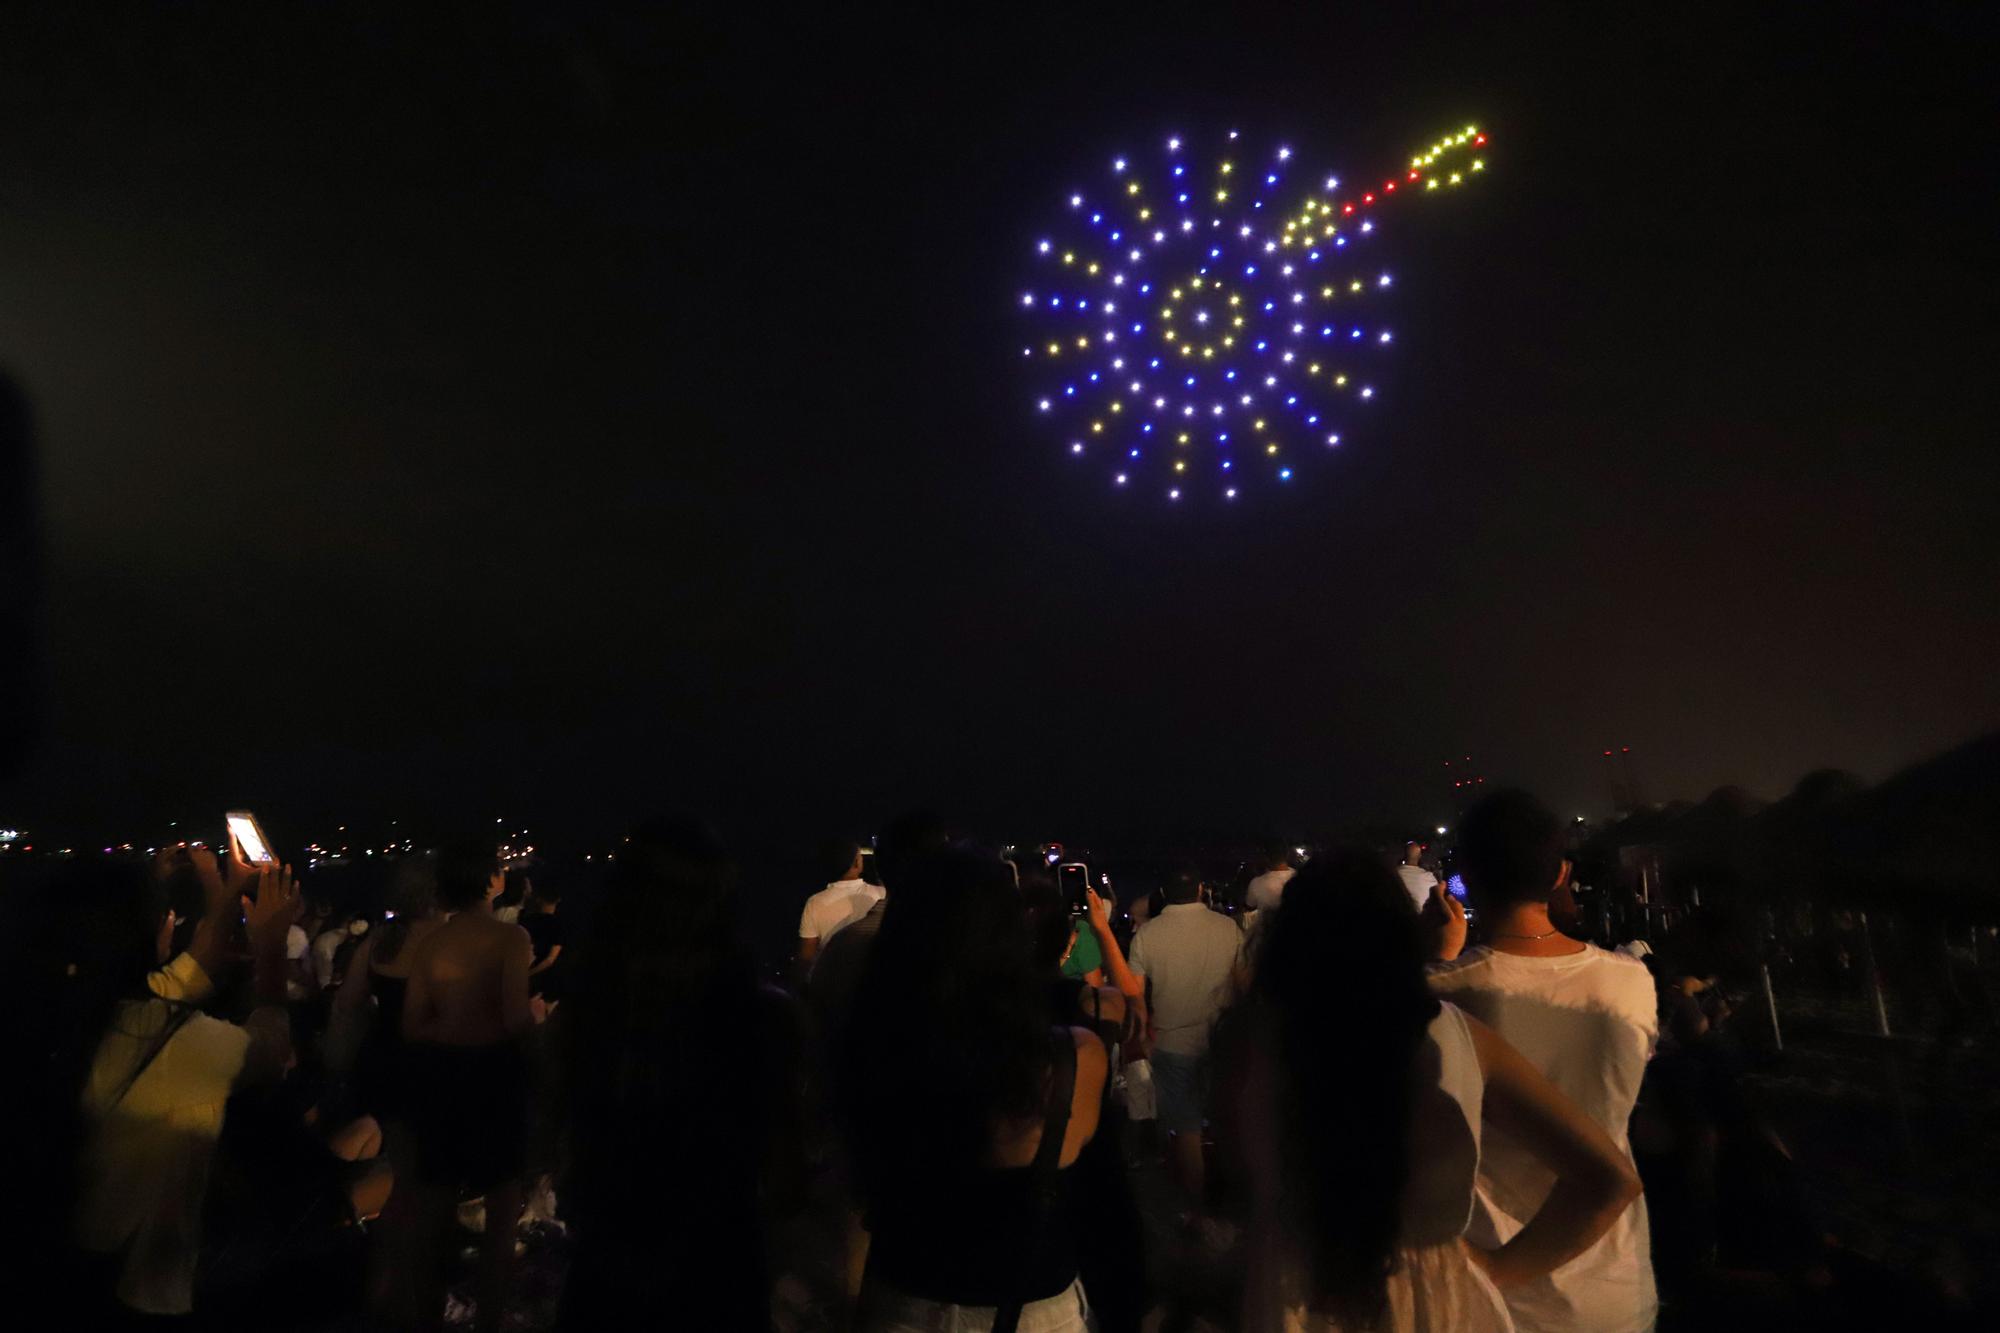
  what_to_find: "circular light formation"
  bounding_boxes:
[1022,123,1488,501]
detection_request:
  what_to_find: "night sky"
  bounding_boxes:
[2,4,1995,850]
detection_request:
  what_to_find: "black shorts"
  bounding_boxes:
[406,1040,529,1194]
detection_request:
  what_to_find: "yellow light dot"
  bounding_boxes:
[1174,460,1187,472]
[1231,316,1244,327]
[1253,419,1265,431]
[1472,159,1485,171]
[1229,294,1241,306]
[1201,346,1214,358]
[1076,336,1089,348]
[1062,252,1074,264]
[1426,178,1439,190]
[1410,157,1422,168]
[1221,336,1233,347]
[1449,173,1462,185]
[1171,288,1183,300]
[1266,442,1279,456]
[1220,162,1233,174]
[1047,343,1060,355]
[1308,364,1320,375]
[1216,189,1228,202]
[1191,277,1203,288]
[1281,234,1294,247]
[1323,225,1336,236]
[1350,281,1363,292]
[1335,374,1348,386]
[1138,208,1151,220]
[1161,307,1173,318]
[1321,286,1333,298]
[1091,421,1103,433]
[1127,181,1140,195]
[1109,401,1121,413]
[1163,329,1175,340]
[1177,432,1190,444]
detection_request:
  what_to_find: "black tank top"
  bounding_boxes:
[865,1036,1081,1306]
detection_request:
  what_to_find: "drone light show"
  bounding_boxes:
[1018,124,1489,502]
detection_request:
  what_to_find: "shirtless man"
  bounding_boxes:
[402,840,533,1333]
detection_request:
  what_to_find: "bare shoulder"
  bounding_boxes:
[1068,1025,1109,1086]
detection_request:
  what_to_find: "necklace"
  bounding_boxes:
[1491,926,1564,941]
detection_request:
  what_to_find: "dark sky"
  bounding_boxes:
[1,3,1995,850]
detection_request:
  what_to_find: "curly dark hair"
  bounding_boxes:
[841,847,1053,1199]
[1243,847,1439,1324]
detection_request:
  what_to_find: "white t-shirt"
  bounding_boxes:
[1244,866,1295,913]
[1429,944,1660,1333]
[1129,902,1243,1056]
[799,878,885,945]
[1397,863,1440,913]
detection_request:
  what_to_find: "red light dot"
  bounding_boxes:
[1385,181,1397,192]
[1408,169,1420,181]
[1362,193,1375,204]
[1474,134,1487,146]
[1341,203,1354,215]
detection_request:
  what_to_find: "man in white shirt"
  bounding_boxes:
[1242,845,1295,913]
[1129,866,1244,1209]
[1429,790,1658,1333]
[1396,840,1439,913]
[797,839,884,965]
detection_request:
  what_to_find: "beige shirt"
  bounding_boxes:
[74,953,284,1314]
[1129,903,1243,1056]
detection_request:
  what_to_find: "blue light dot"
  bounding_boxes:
[1149,358,1161,368]
[1091,212,1102,224]
[1279,468,1292,480]
[1255,341,1267,351]
[1222,460,1233,470]
[1224,370,1237,380]
[1285,395,1297,405]
[1173,165,1185,177]
[1130,448,1141,458]
[1321,327,1333,337]
[1352,328,1362,339]
[1088,372,1100,382]
[1049,296,1061,307]
[1306,414,1319,425]
[1335,236,1347,247]
[1265,174,1277,185]
[1110,231,1121,241]
[1142,423,1153,433]
[1064,386,1076,396]
[1218,433,1230,443]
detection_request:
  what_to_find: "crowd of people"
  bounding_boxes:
[4,790,1962,1330]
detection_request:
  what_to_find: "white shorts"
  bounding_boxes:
[856,1275,1094,1333]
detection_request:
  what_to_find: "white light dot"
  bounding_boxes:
[1113,157,1127,172]
[1038,240,1051,253]
[1277,146,1291,161]
[1070,194,1083,208]
[1072,442,1085,453]
[1021,293,1034,306]
[1360,387,1374,399]
[1038,399,1051,411]
[1225,487,1237,499]
[1379,331,1392,343]
[1378,273,1393,287]
[1115,473,1128,485]
[1169,488,1181,500]
[1167,136,1181,151]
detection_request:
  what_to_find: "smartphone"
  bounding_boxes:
[226,810,277,865]
[1058,862,1092,916]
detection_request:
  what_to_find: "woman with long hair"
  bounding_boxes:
[1225,849,1640,1332]
[560,816,811,1331]
[842,848,1109,1332]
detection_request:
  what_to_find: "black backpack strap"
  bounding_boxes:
[993,1028,1078,1333]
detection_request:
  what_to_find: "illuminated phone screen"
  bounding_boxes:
[226,812,275,863]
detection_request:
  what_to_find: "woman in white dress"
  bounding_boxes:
[1223,849,1641,1332]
